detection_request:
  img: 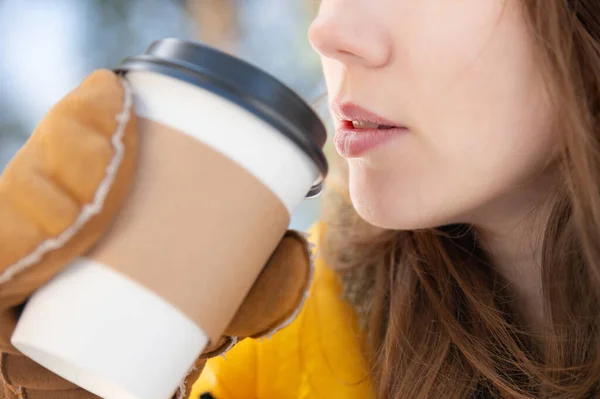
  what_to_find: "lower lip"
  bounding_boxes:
[334,126,407,157]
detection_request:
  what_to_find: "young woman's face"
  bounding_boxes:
[309,0,557,230]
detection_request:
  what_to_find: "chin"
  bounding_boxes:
[348,180,434,231]
[347,169,463,231]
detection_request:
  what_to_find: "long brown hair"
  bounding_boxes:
[320,1,600,397]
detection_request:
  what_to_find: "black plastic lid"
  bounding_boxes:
[115,38,328,198]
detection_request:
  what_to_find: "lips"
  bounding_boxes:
[332,102,407,157]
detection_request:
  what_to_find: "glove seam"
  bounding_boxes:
[0,77,133,286]
[173,336,239,398]
[0,354,12,388]
[0,354,23,398]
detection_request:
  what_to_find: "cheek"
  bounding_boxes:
[347,107,557,231]
[346,9,558,229]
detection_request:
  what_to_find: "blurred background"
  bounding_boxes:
[0,0,332,231]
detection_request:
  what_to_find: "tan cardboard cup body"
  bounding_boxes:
[90,113,291,342]
[11,67,323,399]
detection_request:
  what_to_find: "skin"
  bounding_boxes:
[309,0,559,331]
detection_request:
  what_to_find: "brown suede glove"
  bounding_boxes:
[0,70,313,399]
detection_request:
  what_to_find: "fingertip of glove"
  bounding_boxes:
[81,69,121,90]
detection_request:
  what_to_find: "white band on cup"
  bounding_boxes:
[12,259,208,399]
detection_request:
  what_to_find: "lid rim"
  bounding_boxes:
[122,39,327,145]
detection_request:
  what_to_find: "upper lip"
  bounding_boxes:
[331,101,403,128]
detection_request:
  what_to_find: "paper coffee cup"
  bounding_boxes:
[12,38,328,399]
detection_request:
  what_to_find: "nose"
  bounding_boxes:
[308,4,392,68]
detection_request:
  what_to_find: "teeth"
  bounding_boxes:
[352,121,380,129]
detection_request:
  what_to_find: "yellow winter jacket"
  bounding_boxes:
[190,224,374,399]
